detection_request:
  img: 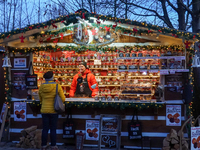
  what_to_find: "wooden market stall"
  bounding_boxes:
[0,11,197,149]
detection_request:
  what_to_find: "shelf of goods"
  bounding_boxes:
[31,49,187,102]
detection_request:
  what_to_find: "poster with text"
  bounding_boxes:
[14,58,26,68]
[166,105,181,126]
[0,103,6,123]
[14,102,26,121]
[85,120,99,140]
[191,127,200,149]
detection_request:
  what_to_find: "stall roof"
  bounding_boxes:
[0,12,198,47]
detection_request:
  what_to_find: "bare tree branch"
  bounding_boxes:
[177,0,194,16]
[165,0,178,12]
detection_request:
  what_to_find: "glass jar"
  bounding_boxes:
[107,71,112,76]
[113,79,119,85]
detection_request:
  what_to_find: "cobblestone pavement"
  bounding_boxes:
[0,142,99,150]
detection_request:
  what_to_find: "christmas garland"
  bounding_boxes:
[4,68,12,103]
[8,45,194,55]
[0,12,199,41]
[29,100,164,110]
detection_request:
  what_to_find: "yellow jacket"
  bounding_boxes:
[39,81,65,113]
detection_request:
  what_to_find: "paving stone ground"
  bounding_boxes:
[0,142,99,150]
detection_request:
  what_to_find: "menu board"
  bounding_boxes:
[85,120,99,140]
[191,127,200,150]
[102,117,118,132]
[166,105,181,126]
[14,102,26,122]
[13,73,26,90]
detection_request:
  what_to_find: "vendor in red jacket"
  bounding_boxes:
[69,61,98,97]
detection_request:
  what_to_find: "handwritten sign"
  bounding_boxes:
[166,105,181,126]
[86,120,99,140]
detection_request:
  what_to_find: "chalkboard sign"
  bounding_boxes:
[25,74,38,89]
[76,135,83,150]
[107,97,112,101]
[114,97,119,101]
[101,96,106,101]
[125,53,130,57]
[102,117,118,132]
[119,53,124,57]
[118,65,127,70]
[131,53,136,57]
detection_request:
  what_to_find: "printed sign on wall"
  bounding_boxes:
[14,102,26,121]
[191,127,200,150]
[166,105,181,126]
[14,58,26,68]
[85,120,99,140]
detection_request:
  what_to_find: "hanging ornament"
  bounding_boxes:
[61,20,65,23]
[19,35,25,43]
[51,23,57,29]
[105,26,110,32]
[39,38,43,44]
[112,22,117,28]
[44,25,48,29]
[82,13,85,19]
[47,37,51,41]
[91,28,97,35]
[29,26,33,30]
[96,19,101,26]
[133,28,138,34]
[184,41,191,49]
[148,30,152,34]
[60,33,64,39]
[53,39,58,44]
[7,35,10,38]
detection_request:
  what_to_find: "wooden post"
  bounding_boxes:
[0,104,8,142]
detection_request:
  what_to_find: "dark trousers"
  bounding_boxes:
[41,113,58,146]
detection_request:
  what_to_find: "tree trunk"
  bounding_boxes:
[177,0,186,30]
[12,0,16,30]
[4,0,6,32]
[38,0,40,23]
[7,0,12,31]
[19,0,22,29]
[114,0,117,17]
[93,0,95,13]
[125,0,127,19]
[192,0,200,33]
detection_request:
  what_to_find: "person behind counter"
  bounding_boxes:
[39,71,65,150]
[69,61,98,97]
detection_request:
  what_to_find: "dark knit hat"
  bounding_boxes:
[80,61,87,68]
[43,71,53,79]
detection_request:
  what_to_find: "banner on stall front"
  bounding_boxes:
[191,127,200,150]
[14,102,26,122]
[85,120,99,140]
[0,103,6,123]
[166,105,181,126]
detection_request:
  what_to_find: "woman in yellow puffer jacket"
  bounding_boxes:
[39,71,65,150]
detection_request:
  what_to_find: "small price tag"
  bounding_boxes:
[170,70,175,74]
[160,70,169,75]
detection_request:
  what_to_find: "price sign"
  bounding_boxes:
[25,74,38,89]
[94,59,101,65]
[160,70,169,75]
[170,70,175,74]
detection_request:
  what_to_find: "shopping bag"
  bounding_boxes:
[54,84,65,113]
[128,110,142,139]
[63,114,75,138]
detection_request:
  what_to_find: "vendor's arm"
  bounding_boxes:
[69,75,77,97]
[90,74,98,97]
[58,84,65,102]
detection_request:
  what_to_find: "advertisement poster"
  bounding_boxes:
[14,102,26,122]
[85,120,99,140]
[14,58,26,68]
[191,127,200,149]
[0,103,6,123]
[166,105,181,126]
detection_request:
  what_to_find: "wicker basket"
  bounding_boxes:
[32,94,39,100]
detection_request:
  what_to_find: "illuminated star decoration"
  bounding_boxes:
[60,33,64,39]
[19,35,25,43]
[91,28,97,35]
[105,26,110,32]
